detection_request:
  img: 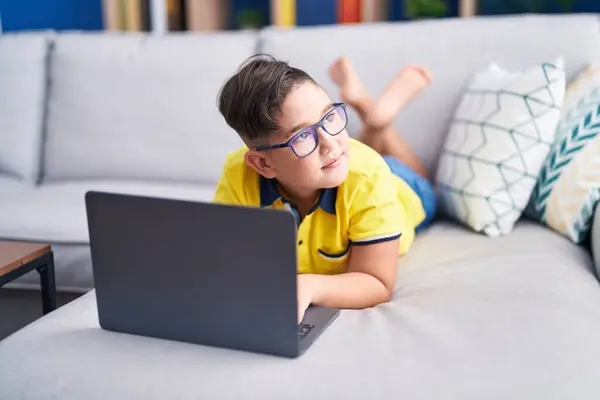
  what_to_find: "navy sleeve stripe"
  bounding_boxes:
[351,232,402,246]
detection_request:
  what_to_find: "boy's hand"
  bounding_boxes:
[295,239,399,314]
[297,274,318,323]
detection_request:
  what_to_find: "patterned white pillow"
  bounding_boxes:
[435,58,566,237]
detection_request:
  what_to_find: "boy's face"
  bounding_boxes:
[245,82,351,198]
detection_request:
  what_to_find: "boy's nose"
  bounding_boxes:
[318,127,338,152]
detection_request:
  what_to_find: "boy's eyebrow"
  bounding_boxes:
[287,103,335,137]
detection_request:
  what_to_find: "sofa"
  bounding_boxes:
[3,13,600,399]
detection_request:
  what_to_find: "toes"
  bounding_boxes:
[330,67,343,85]
[404,65,432,83]
[329,59,349,85]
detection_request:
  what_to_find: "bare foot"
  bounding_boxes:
[329,57,370,107]
[365,65,432,129]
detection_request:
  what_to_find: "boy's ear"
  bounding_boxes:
[244,150,277,179]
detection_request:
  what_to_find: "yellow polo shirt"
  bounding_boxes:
[213,139,425,275]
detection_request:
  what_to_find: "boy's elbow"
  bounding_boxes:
[382,286,394,303]
[374,278,394,304]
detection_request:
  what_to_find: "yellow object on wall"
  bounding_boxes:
[271,0,296,27]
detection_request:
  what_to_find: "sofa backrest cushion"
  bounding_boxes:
[0,33,49,184]
[42,32,257,184]
[259,14,600,175]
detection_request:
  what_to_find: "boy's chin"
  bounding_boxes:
[319,164,349,188]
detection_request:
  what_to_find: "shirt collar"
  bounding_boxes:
[259,175,337,215]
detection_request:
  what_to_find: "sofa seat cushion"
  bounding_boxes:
[2,221,599,399]
[0,180,215,244]
[0,176,33,191]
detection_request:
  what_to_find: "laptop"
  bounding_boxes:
[85,191,339,358]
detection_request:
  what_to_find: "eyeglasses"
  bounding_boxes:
[255,103,348,158]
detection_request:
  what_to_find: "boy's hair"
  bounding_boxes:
[217,54,316,143]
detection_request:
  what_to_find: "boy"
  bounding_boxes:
[214,55,437,322]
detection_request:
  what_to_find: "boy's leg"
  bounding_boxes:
[328,57,386,154]
[364,65,432,130]
[329,57,429,179]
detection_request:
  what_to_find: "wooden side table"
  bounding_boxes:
[0,241,56,314]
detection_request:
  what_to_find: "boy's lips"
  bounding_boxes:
[323,153,343,169]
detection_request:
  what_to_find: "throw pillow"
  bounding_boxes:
[435,58,566,237]
[526,65,600,243]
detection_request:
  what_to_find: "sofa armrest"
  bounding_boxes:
[592,203,600,278]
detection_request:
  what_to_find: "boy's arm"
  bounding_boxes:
[297,171,403,321]
[298,238,398,314]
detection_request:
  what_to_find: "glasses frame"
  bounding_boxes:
[255,102,348,158]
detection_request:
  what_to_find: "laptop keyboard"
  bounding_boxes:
[298,323,315,339]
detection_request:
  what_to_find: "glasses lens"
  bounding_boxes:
[291,127,318,157]
[323,106,347,136]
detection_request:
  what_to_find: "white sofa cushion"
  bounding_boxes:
[0,33,49,183]
[0,176,32,191]
[42,32,256,185]
[259,14,600,175]
[1,221,599,398]
[0,180,216,244]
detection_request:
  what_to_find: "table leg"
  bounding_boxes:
[37,252,56,314]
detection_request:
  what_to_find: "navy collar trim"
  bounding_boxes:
[259,176,337,215]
